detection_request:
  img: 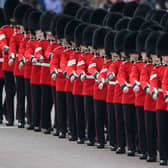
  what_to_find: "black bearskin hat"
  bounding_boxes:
[115,17,131,31]
[75,7,89,19]
[128,16,145,31]
[63,1,81,17]
[139,20,156,30]
[83,24,99,47]
[151,10,166,24]
[74,23,88,47]
[90,8,108,26]
[104,31,116,55]
[123,1,138,17]
[13,4,32,25]
[28,10,42,33]
[50,15,61,36]
[104,12,123,29]
[114,30,130,53]
[40,11,56,32]
[145,9,155,21]
[109,1,125,13]
[64,19,81,43]
[136,29,151,53]
[156,32,168,57]
[124,31,138,54]
[23,8,36,32]
[145,31,161,56]
[160,13,168,29]
[4,0,20,22]
[134,4,152,18]
[56,15,73,39]
[92,27,111,49]
[0,8,6,27]
[149,24,162,31]
[80,8,93,23]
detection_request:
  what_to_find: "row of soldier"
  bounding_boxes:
[1,0,168,166]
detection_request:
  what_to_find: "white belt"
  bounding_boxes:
[0,58,3,62]
[109,80,118,85]
[34,62,50,67]
[86,75,94,79]
[126,83,132,87]
[57,69,62,73]
[158,88,163,92]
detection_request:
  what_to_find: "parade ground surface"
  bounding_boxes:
[0,124,161,168]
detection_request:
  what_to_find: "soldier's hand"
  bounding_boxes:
[19,62,24,70]
[152,94,158,101]
[80,74,86,82]
[133,85,140,93]
[32,58,37,65]
[146,87,150,94]
[165,98,168,104]
[123,86,129,93]
[107,74,113,81]
[98,82,104,90]
[51,73,57,80]
[70,75,75,83]
[3,46,9,55]
[39,56,44,63]
[8,59,14,66]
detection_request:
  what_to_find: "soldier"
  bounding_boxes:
[8,3,32,128]
[26,10,42,131]
[89,27,111,148]
[50,15,73,138]
[78,25,98,146]
[0,0,20,126]
[129,29,151,159]
[118,32,138,156]
[19,7,37,130]
[64,19,81,141]
[104,31,118,151]
[37,11,56,134]
[140,31,161,162]
[113,30,130,154]
[150,32,168,166]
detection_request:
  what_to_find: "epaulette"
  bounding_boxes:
[122,61,128,64]
[64,48,72,52]
[144,63,151,68]
[53,46,62,51]
[73,50,80,54]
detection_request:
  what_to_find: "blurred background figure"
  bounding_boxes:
[0,0,5,7]
[44,0,62,13]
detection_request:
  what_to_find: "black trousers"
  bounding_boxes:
[145,111,157,157]
[31,84,41,127]
[3,71,15,123]
[51,86,58,130]
[136,106,147,154]
[74,95,85,139]
[0,78,6,120]
[114,103,125,148]
[84,96,95,142]
[94,100,107,145]
[123,104,137,151]
[157,110,168,160]
[25,79,32,125]
[67,92,76,137]
[15,76,25,124]
[41,84,53,129]
[56,91,67,134]
[107,103,117,146]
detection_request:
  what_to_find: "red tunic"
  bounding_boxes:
[77,52,95,96]
[67,51,83,95]
[117,61,135,104]
[50,46,66,92]
[0,25,20,72]
[9,32,25,76]
[149,65,167,111]
[88,56,110,101]
[130,61,146,106]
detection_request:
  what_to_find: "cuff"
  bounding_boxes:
[121,83,127,90]
[19,59,25,64]
[93,72,99,79]
[151,91,158,98]
[165,95,168,100]
[63,71,67,77]
[30,56,34,62]
[132,83,137,89]
[79,72,85,78]
[48,53,53,60]
[51,70,56,76]
[144,85,149,93]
